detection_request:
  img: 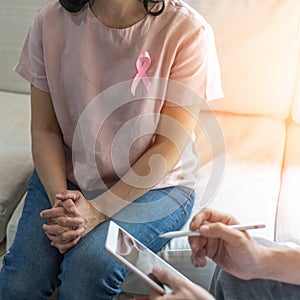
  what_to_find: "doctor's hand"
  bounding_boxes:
[149,266,214,300]
[189,208,268,280]
[40,190,107,253]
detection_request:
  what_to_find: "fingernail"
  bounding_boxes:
[56,193,63,197]
[191,255,202,267]
[200,225,209,233]
[153,266,163,274]
[76,218,83,224]
[190,240,196,252]
[191,254,197,266]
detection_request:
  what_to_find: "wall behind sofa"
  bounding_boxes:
[0,0,49,94]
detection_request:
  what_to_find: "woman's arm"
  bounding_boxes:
[31,85,69,206]
[41,103,200,253]
[90,103,200,216]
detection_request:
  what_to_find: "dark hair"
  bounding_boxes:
[59,0,165,16]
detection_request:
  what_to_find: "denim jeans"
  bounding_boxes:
[0,171,194,300]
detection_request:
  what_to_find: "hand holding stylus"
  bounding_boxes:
[151,209,300,300]
[188,209,270,280]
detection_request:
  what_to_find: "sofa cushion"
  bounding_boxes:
[292,66,300,125]
[186,0,300,119]
[6,193,25,251]
[195,112,286,240]
[0,0,49,93]
[275,122,300,244]
[0,91,33,242]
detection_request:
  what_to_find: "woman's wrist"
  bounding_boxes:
[90,192,128,218]
[48,189,66,207]
[89,201,109,224]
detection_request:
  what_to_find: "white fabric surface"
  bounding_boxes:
[0,91,33,242]
[6,193,25,251]
[292,64,300,125]
[0,0,50,93]
[276,122,300,244]
[186,0,300,119]
[194,112,285,240]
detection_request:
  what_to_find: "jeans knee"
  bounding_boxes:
[59,249,129,299]
[0,260,56,300]
[58,267,128,300]
[0,271,33,300]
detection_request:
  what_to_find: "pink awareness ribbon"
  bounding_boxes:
[131,51,152,96]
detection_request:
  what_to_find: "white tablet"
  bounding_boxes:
[105,221,189,295]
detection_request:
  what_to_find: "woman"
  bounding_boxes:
[0,0,223,299]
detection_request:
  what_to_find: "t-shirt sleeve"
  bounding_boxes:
[14,10,50,93]
[168,22,224,105]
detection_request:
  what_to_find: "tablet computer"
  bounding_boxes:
[105,221,189,295]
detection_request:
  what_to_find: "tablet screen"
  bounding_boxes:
[105,221,188,294]
[116,227,164,288]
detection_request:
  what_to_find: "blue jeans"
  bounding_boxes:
[0,171,194,300]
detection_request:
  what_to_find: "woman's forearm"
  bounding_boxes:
[31,85,68,207]
[90,137,181,217]
[32,130,67,206]
[90,105,199,217]
[262,247,300,285]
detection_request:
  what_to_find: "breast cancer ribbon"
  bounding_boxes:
[131,51,152,96]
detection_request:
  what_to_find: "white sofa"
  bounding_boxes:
[1,0,300,298]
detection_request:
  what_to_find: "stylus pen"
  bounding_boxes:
[159,223,266,239]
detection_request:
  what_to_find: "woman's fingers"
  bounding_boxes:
[40,206,83,227]
[56,190,81,202]
[60,199,78,214]
[51,237,81,254]
[47,217,82,228]
[40,190,88,253]
[41,202,78,219]
[48,216,84,228]
[40,206,67,219]
[43,224,84,244]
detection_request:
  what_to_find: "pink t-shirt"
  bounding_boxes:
[15,0,223,192]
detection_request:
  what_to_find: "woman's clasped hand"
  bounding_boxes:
[40,191,107,253]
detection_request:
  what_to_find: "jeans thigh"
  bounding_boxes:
[112,186,195,252]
